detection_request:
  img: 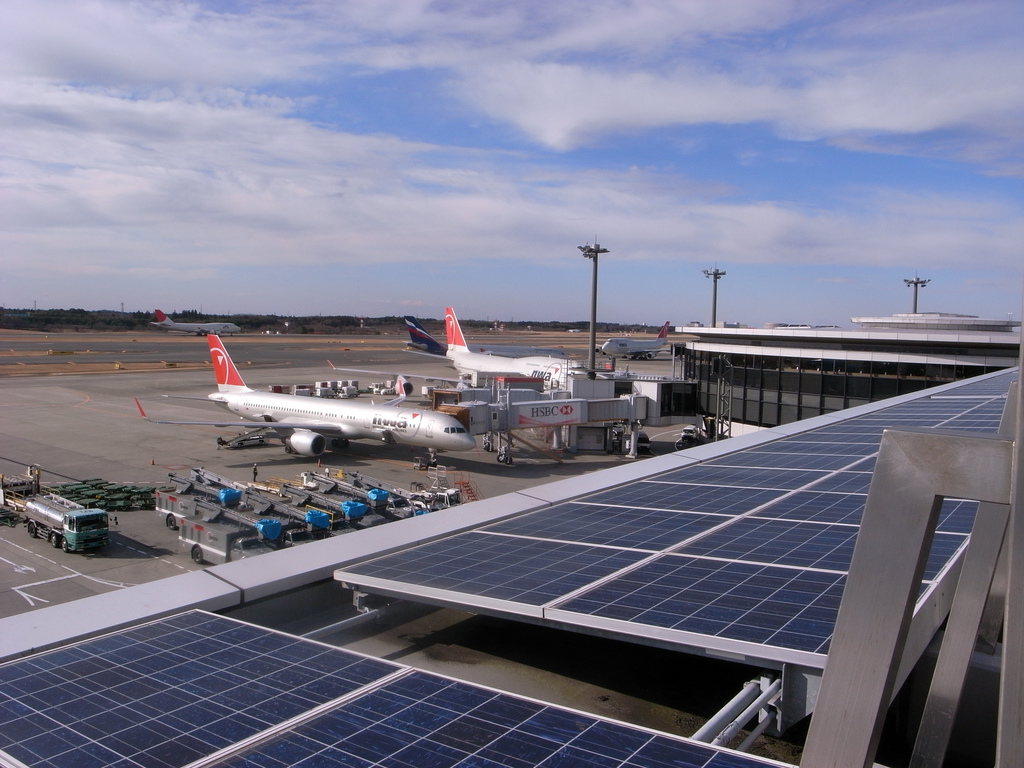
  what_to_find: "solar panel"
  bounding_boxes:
[0,612,785,768]
[802,470,875,494]
[206,670,782,768]
[0,612,400,768]
[336,370,1015,668]
[586,483,787,515]
[654,465,833,490]
[555,556,845,654]
[675,517,965,579]
[484,502,729,551]
[703,450,865,471]
[749,491,866,525]
[340,532,650,607]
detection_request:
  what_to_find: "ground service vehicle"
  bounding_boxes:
[23,497,109,552]
[178,516,274,564]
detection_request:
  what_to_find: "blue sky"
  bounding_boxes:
[1,1,1022,327]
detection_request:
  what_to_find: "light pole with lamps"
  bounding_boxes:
[703,267,726,328]
[904,276,930,313]
[578,242,609,372]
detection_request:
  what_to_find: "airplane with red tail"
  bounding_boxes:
[136,335,475,458]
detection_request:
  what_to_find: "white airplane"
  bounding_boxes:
[443,307,584,389]
[404,316,569,359]
[600,322,671,359]
[152,309,241,336]
[136,335,475,458]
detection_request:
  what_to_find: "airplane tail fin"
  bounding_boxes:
[207,335,251,393]
[404,316,446,355]
[445,307,469,351]
[154,309,171,324]
[658,321,670,340]
[383,374,413,407]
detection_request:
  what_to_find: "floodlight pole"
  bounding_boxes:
[703,268,726,328]
[579,242,609,372]
[904,276,930,314]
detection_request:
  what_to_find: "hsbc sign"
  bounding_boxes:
[514,399,586,427]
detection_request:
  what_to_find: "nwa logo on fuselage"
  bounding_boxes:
[372,412,421,432]
[529,367,561,382]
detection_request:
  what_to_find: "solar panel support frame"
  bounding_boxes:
[801,426,1015,768]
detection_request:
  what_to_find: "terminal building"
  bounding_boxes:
[676,312,1020,430]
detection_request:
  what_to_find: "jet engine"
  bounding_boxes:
[285,431,326,456]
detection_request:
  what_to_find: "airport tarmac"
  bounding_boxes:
[0,329,685,618]
[0,329,807,762]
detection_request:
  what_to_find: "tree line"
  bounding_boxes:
[0,308,624,335]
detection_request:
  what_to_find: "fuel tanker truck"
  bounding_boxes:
[23,496,109,552]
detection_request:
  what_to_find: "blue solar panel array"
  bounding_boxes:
[208,670,782,768]
[0,611,782,768]
[337,372,1012,663]
[0,611,400,768]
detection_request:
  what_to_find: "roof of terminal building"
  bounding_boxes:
[674,322,1021,354]
[850,313,1020,332]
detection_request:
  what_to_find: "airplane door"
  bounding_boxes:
[425,418,434,439]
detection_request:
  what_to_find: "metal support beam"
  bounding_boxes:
[910,382,1016,768]
[801,427,1015,768]
[998,367,1024,767]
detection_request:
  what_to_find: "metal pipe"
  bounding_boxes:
[691,680,761,742]
[712,678,782,746]
[737,709,777,752]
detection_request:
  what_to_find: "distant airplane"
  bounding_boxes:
[151,309,241,336]
[442,307,584,389]
[136,335,475,458]
[404,316,569,359]
[600,322,671,359]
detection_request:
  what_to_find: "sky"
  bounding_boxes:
[1,1,1022,328]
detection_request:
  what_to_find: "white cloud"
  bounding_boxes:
[0,0,1021,322]
[449,7,1024,158]
[0,0,322,85]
